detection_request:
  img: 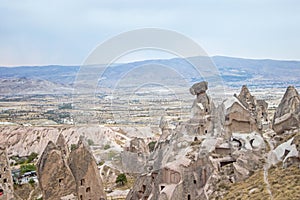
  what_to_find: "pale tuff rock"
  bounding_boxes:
[121,137,150,174]
[0,126,157,158]
[37,141,77,200]
[0,145,15,200]
[189,81,208,95]
[237,85,257,112]
[159,116,172,141]
[268,136,299,167]
[224,96,258,135]
[223,85,269,136]
[231,132,265,151]
[273,86,300,134]
[37,136,106,200]
[190,81,212,119]
[56,133,70,158]
[126,137,149,154]
[68,138,106,200]
[125,82,225,199]
[188,81,215,136]
[126,82,275,200]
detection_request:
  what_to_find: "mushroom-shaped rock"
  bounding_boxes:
[190,81,208,95]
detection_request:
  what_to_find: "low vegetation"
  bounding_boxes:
[268,165,300,199]
[116,173,127,186]
[10,152,38,165]
[70,144,77,151]
[221,170,269,200]
[104,144,111,150]
[148,141,157,152]
[20,164,36,174]
[87,139,95,146]
[221,165,300,200]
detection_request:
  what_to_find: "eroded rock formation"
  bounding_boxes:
[68,138,106,200]
[37,141,77,200]
[37,135,106,200]
[126,82,273,200]
[223,85,269,136]
[273,86,300,134]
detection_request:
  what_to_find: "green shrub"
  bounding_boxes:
[87,139,95,146]
[98,161,105,166]
[148,141,157,152]
[20,164,36,174]
[70,144,77,151]
[104,144,111,150]
[27,152,38,163]
[116,173,127,185]
[29,178,35,187]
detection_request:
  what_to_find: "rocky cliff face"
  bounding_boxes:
[37,135,106,200]
[273,86,300,134]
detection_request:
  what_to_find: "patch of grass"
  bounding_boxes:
[268,165,300,200]
[221,170,270,200]
[98,161,105,166]
[220,165,300,200]
[104,144,111,150]
[148,141,157,152]
[87,139,94,146]
[20,164,36,174]
[70,144,77,151]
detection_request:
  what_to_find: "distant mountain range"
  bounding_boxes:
[0,56,299,94]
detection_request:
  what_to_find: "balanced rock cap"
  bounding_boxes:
[190,81,208,95]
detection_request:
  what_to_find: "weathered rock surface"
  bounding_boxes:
[0,125,157,158]
[37,135,106,200]
[68,138,106,200]
[0,145,15,200]
[237,85,257,112]
[190,81,212,119]
[56,133,70,158]
[189,81,208,95]
[273,86,300,134]
[125,137,149,154]
[223,85,269,136]
[37,141,77,200]
[127,82,269,200]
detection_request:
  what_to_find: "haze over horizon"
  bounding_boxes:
[1,0,300,66]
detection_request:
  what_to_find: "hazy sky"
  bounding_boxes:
[1,0,300,66]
